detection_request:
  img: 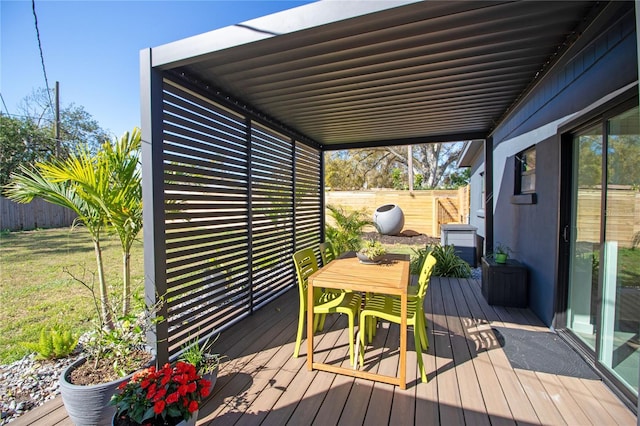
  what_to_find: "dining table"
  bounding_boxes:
[307,251,410,389]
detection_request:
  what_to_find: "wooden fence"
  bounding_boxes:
[0,197,77,231]
[325,187,470,236]
[576,188,640,248]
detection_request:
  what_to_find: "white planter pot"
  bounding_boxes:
[373,204,404,235]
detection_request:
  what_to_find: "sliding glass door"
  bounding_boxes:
[567,125,602,350]
[566,105,640,393]
[598,106,640,392]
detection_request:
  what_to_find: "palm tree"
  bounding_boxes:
[97,129,142,315]
[5,164,114,329]
[37,129,142,316]
[4,128,144,325]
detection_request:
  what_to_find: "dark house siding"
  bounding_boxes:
[491,5,637,326]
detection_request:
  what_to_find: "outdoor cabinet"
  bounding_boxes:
[441,224,477,267]
[481,257,528,308]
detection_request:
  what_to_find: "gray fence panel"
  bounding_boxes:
[0,197,76,231]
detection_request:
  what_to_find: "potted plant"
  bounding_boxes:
[493,243,511,264]
[59,287,162,426]
[110,361,210,426]
[357,239,387,263]
[178,334,223,394]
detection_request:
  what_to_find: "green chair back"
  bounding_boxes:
[292,248,322,310]
[319,241,336,266]
[416,253,437,301]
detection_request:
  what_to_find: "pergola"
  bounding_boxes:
[140,0,620,364]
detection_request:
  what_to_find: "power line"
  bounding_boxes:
[0,93,10,115]
[31,0,54,113]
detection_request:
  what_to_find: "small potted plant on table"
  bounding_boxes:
[357,239,387,264]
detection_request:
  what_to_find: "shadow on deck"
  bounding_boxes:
[12,277,637,425]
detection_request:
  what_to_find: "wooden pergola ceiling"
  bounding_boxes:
[151,0,600,149]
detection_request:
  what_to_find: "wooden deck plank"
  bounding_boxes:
[463,279,541,424]
[199,295,300,424]
[513,369,567,426]
[204,310,301,425]
[9,397,73,426]
[363,322,403,426]
[430,277,466,425]
[556,374,619,425]
[10,282,637,426]
[579,378,637,425]
[288,320,353,425]
[446,278,493,426]
[456,278,516,426]
[415,281,441,425]
[535,372,593,425]
[388,336,418,425]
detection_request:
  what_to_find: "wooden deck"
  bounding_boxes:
[13,277,637,425]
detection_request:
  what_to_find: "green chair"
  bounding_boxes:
[293,248,362,366]
[358,253,436,382]
[319,241,336,266]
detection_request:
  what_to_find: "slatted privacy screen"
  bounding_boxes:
[295,142,323,253]
[250,123,295,309]
[159,77,321,356]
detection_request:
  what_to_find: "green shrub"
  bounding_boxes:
[325,204,371,255]
[410,243,472,278]
[22,325,78,360]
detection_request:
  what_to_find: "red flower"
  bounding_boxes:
[152,388,167,402]
[146,383,157,400]
[161,374,171,386]
[112,360,209,424]
[178,384,189,396]
[166,392,179,404]
[153,400,165,414]
[117,381,127,390]
[200,381,211,398]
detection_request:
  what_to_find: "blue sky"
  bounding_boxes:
[1,0,314,138]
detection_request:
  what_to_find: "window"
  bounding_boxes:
[516,146,536,194]
[511,146,536,204]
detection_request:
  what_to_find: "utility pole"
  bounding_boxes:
[54,81,60,157]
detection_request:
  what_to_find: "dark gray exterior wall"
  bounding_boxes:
[490,4,637,326]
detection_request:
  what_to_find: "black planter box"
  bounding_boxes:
[481,257,528,308]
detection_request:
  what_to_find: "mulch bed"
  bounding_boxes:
[362,231,438,246]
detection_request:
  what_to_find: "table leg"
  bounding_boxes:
[307,281,314,371]
[399,292,407,389]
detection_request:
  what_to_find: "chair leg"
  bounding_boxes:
[293,308,305,358]
[414,327,427,383]
[367,314,375,344]
[359,313,367,368]
[317,313,327,331]
[348,312,355,367]
[416,310,428,350]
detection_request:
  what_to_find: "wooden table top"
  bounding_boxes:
[309,252,410,295]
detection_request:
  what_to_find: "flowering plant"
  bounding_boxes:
[111,361,210,425]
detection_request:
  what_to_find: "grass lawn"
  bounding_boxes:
[0,227,144,364]
[0,228,421,365]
